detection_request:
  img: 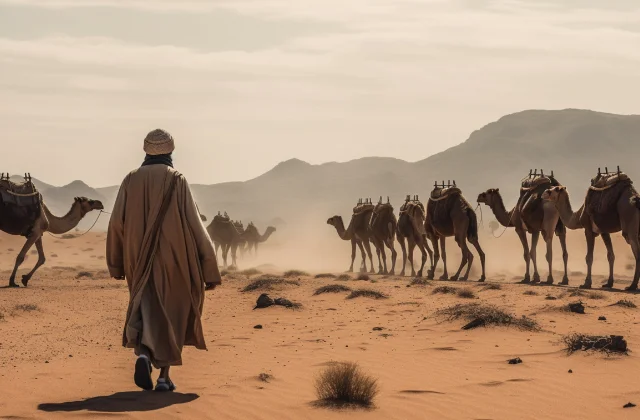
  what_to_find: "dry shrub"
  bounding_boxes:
[409,278,431,287]
[242,276,300,292]
[284,270,309,278]
[523,290,539,296]
[432,286,457,295]
[258,373,273,383]
[337,274,352,281]
[240,268,262,276]
[482,283,502,290]
[315,273,337,279]
[314,284,352,295]
[346,289,388,300]
[314,362,378,408]
[563,334,628,355]
[435,303,539,331]
[457,288,476,299]
[76,271,93,279]
[613,299,637,308]
[568,289,605,300]
[356,274,370,281]
[14,304,38,312]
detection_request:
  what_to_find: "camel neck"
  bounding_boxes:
[43,202,84,234]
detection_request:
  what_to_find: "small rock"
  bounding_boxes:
[569,301,585,314]
[45,361,49,364]
[545,295,558,301]
[254,294,274,309]
[372,327,384,331]
[568,369,573,374]
[68,355,73,358]
[508,357,522,365]
[254,325,263,329]
[598,316,607,321]
[623,402,636,409]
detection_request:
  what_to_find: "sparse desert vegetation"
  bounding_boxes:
[242,276,300,292]
[346,289,388,300]
[337,274,352,281]
[314,362,378,408]
[240,268,262,276]
[612,299,637,308]
[409,278,431,286]
[563,334,628,355]
[436,303,539,331]
[314,284,352,295]
[315,273,337,279]
[457,288,476,299]
[356,274,370,281]
[14,304,38,312]
[432,286,457,295]
[284,270,309,278]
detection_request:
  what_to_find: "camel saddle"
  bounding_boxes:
[521,175,552,191]
[0,178,40,207]
[430,187,461,202]
[213,214,231,223]
[590,172,630,191]
[400,200,424,215]
[353,203,375,215]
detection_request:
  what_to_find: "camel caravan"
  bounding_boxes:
[328,167,640,292]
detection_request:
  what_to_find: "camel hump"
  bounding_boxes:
[0,177,40,207]
[521,175,552,191]
[590,172,630,191]
[429,187,461,202]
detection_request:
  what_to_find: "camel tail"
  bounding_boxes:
[466,208,479,241]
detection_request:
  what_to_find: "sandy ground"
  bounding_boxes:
[1,231,640,419]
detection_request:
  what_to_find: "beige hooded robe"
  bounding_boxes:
[107,165,221,368]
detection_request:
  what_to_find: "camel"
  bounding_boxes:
[242,222,276,257]
[369,197,398,275]
[206,212,243,268]
[327,199,379,273]
[542,168,640,291]
[397,195,434,277]
[0,174,104,287]
[477,170,569,284]
[426,182,486,282]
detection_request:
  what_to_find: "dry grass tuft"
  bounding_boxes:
[612,299,637,308]
[14,303,38,312]
[435,303,539,331]
[457,288,476,299]
[258,373,274,383]
[482,283,502,290]
[242,276,300,293]
[432,286,457,295]
[409,278,431,287]
[75,271,94,279]
[356,274,371,281]
[314,284,352,296]
[314,362,378,408]
[284,270,309,278]
[346,289,388,300]
[315,273,337,279]
[240,268,262,276]
[563,334,628,355]
[568,289,606,300]
[523,290,539,296]
[337,274,352,281]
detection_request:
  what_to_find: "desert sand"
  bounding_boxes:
[1,230,639,419]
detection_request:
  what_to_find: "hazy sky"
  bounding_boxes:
[1,0,639,187]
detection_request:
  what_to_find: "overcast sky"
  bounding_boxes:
[1,0,639,187]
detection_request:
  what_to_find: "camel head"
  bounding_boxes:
[327,216,342,227]
[542,186,566,202]
[477,188,500,207]
[265,226,277,234]
[74,197,104,215]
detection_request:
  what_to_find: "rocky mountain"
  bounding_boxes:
[11,109,640,231]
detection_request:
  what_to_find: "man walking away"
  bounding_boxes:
[107,129,221,391]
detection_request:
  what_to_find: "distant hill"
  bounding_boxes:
[16,109,640,231]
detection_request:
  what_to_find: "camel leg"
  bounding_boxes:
[451,236,470,281]
[416,241,428,278]
[407,238,417,277]
[469,237,486,282]
[600,233,615,288]
[581,229,596,289]
[544,230,555,285]
[222,244,230,268]
[9,234,39,287]
[515,229,531,283]
[438,237,448,280]
[363,241,375,274]
[21,237,46,287]
[254,243,259,258]
[626,234,640,291]
[356,240,368,273]
[398,236,407,276]
[348,239,356,272]
[426,236,436,279]
[231,245,238,268]
[387,239,397,275]
[558,232,569,285]
[375,239,387,274]
[529,231,541,283]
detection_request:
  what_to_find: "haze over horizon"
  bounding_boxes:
[2,0,640,187]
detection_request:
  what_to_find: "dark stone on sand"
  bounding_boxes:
[462,318,485,330]
[624,402,636,408]
[254,325,263,329]
[568,369,573,373]
[598,316,607,321]
[372,327,384,331]
[508,357,522,365]
[254,293,275,309]
[545,295,558,300]
[569,302,585,314]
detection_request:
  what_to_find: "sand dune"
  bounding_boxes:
[1,231,639,419]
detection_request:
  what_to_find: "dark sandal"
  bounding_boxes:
[134,355,153,391]
[155,378,176,392]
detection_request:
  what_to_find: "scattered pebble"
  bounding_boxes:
[598,316,607,321]
[623,402,636,409]
[372,327,384,331]
[254,325,263,329]
[508,357,522,365]
[568,369,573,374]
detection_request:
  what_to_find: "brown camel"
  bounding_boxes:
[542,168,640,290]
[369,197,398,275]
[0,174,104,287]
[426,182,486,282]
[477,170,569,284]
[206,212,243,268]
[397,195,434,277]
[243,222,276,257]
[327,199,378,273]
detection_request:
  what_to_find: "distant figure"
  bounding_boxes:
[107,129,221,392]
